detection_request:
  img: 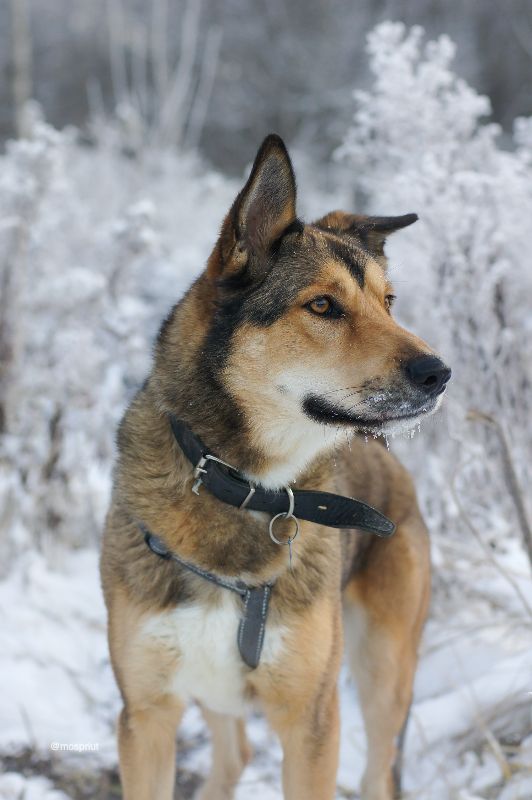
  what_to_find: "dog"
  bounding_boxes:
[101,134,451,800]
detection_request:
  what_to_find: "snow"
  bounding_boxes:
[1,22,532,800]
[1,548,531,799]
[0,551,116,767]
[0,774,69,800]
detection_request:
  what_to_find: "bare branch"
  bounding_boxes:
[467,409,532,574]
[10,0,33,138]
[450,457,532,618]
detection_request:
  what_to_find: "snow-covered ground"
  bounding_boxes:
[1,544,531,799]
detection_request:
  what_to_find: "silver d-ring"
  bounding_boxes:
[269,512,300,546]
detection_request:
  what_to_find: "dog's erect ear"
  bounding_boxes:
[313,211,418,267]
[208,134,297,284]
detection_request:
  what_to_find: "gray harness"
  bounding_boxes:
[142,526,272,669]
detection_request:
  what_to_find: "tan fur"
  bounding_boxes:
[101,136,445,800]
[197,710,252,800]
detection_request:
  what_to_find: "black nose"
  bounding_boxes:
[404,355,451,396]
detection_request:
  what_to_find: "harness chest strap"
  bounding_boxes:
[143,528,272,669]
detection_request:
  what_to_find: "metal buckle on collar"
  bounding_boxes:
[192,455,208,494]
[192,452,241,495]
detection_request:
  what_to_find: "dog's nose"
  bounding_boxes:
[404,355,451,396]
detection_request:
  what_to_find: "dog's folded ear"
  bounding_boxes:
[208,134,297,286]
[313,211,418,268]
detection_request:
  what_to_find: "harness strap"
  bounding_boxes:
[143,528,273,669]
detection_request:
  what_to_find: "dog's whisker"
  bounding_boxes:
[321,385,364,396]
[344,397,367,411]
[335,390,363,403]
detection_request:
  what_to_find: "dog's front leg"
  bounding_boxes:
[343,515,431,800]
[257,596,343,799]
[196,708,252,800]
[268,682,340,800]
[118,698,184,800]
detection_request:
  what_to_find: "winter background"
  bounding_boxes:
[1,2,532,799]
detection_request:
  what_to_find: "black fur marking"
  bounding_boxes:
[245,282,295,326]
[363,213,418,232]
[303,395,365,425]
[204,295,249,375]
[270,217,305,256]
[217,262,252,291]
[244,260,316,327]
[355,227,369,250]
[303,394,431,429]
[324,237,365,288]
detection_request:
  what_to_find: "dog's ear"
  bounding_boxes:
[208,134,297,285]
[313,211,417,268]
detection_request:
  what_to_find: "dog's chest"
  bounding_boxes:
[141,592,286,716]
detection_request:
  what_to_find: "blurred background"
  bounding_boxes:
[0,2,531,799]
[3,0,532,168]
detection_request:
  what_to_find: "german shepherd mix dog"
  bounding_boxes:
[101,135,451,800]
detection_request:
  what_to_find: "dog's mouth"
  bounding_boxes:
[302,392,441,433]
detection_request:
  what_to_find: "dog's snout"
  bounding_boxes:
[404,355,451,396]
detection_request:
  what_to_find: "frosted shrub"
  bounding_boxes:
[0,116,236,561]
[338,23,532,541]
[0,121,152,558]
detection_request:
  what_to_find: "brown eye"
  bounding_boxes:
[384,294,396,312]
[309,297,331,315]
[305,295,344,319]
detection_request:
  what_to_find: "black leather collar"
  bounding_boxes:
[169,415,396,538]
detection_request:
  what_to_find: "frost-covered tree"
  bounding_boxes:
[337,22,532,546]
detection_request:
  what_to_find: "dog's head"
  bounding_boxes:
[184,135,450,485]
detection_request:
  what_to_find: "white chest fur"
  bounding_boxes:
[141,592,286,716]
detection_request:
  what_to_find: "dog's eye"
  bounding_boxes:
[309,297,331,314]
[384,294,396,313]
[305,296,343,319]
